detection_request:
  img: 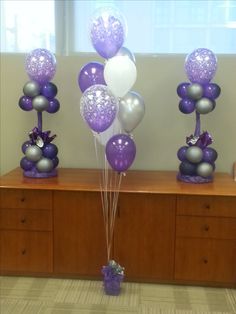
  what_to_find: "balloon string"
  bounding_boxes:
[93,134,122,263]
[94,135,109,261]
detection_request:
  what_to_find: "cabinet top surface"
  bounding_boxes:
[0,168,236,196]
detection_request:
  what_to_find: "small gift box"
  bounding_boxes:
[102,260,124,296]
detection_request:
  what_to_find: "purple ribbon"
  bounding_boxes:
[102,260,124,282]
[29,127,56,147]
[186,131,213,149]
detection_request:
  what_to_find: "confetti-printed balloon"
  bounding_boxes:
[80,84,118,133]
[25,48,56,84]
[185,48,217,84]
[90,7,127,59]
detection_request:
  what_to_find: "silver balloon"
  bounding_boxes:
[196,97,214,114]
[187,83,203,100]
[186,146,203,163]
[36,158,53,172]
[116,47,136,63]
[197,162,213,177]
[25,145,42,162]
[118,91,145,133]
[32,95,49,112]
[23,81,41,97]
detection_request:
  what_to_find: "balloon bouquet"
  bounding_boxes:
[19,48,60,178]
[78,7,145,295]
[177,48,221,183]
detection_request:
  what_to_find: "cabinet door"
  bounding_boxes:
[0,230,52,273]
[53,191,107,277]
[114,193,176,281]
[175,238,236,284]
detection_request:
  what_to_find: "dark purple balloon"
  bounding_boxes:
[177,146,188,161]
[46,98,60,113]
[42,143,58,159]
[203,83,221,100]
[52,156,59,168]
[179,161,197,176]
[177,82,190,98]
[20,157,35,171]
[19,96,33,111]
[106,134,136,172]
[179,98,195,114]
[21,141,32,154]
[41,82,58,99]
[78,62,106,93]
[203,147,218,163]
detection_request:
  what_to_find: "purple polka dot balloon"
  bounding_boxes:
[25,48,56,84]
[80,84,118,133]
[185,48,217,84]
[90,7,126,59]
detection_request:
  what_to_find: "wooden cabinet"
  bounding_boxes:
[53,191,107,277]
[0,188,53,274]
[175,195,236,285]
[0,168,236,287]
[114,193,175,281]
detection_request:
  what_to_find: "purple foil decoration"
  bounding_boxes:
[29,127,56,147]
[186,131,212,149]
[102,260,124,296]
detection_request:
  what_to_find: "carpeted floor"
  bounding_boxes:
[0,276,236,313]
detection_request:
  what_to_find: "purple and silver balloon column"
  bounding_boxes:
[19,48,60,178]
[177,48,221,183]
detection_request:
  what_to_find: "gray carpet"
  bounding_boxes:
[0,276,236,313]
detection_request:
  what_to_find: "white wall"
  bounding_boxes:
[1,53,236,176]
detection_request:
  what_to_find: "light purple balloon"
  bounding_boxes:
[185,48,217,84]
[25,48,56,84]
[106,134,136,172]
[80,84,118,133]
[78,62,106,93]
[90,7,126,59]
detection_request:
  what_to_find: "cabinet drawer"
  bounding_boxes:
[177,195,236,217]
[0,230,53,273]
[0,189,52,210]
[176,216,236,240]
[0,208,52,231]
[175,238,236,283]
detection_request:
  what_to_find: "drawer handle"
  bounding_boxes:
[20,218,26,224]
[21,249,26,255]
[203,225,209,231]
[203,258,208,264]
[204,204,210,209]
[21,197,25,202]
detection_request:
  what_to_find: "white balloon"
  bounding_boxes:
[93,118,123,146]
[104,56,137,97]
